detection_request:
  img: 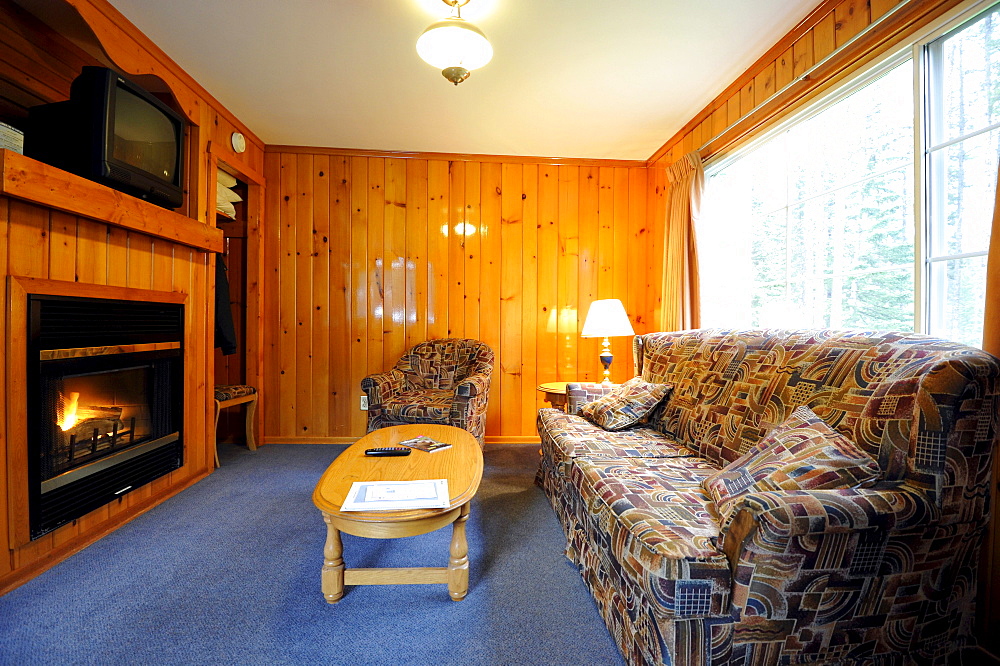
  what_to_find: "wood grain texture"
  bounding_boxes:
[263,151,656,440]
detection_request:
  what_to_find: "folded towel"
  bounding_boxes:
[217,181,243,204]
[216,169,237,188]
[216,200,236,219]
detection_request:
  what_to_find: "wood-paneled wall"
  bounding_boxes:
[0,0,265,595]
[263,148,660,442]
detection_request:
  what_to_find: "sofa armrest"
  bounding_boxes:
[565,382,616,415]
[721,486,940,616]
[360,369,407,406]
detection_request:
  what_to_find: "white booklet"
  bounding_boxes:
[340,479,450,511]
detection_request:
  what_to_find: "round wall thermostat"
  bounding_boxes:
[231,132,246,154]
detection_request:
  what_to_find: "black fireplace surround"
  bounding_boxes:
[27,294,184,539]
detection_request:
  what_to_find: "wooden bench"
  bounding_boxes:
[213,384,258,467]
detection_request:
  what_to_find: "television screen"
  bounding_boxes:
[112,84,179,184]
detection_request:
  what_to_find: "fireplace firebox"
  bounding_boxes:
[27,294,184,539]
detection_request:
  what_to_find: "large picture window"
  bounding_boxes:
[699,4,1000,348]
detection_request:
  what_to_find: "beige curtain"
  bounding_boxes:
[983,166,1000,356]
[658,151,704,331]
[979,161,1000,637]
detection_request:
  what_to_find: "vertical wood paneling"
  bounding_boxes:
[384,158,407,371]
[277,154,297,438]
[463,163,481,340]
[520,165,539,431]
[294,155,314,438]
[405,160,428,351]
[330,157,351,434]
[426,161,450,342]
[349,156,369,435]
[447,161,466,338]
[263,152,658,440]
[499,163,523,435]
[479,163,502,435]
[311,156,331,437]
[536,165,559,389]
[578,166,600,382]
[557,166,579,381]
[366,159,385,384]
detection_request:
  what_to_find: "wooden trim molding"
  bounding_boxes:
[0,150,223,253]
[266,144,648,168]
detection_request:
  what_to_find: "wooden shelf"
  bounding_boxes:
[0,149,223,253]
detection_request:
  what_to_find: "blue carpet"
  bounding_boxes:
[0,443,625,665]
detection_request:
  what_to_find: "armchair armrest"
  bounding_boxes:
[454,372,491,399]
[360,369,407,406]
[566,382,616,415]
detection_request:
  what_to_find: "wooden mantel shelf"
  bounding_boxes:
[0,149,223,253]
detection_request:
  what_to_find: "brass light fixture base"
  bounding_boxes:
[442,66,471,85]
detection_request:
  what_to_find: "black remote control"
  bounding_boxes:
[364,447,411,457]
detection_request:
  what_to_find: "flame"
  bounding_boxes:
[59,392,80,432]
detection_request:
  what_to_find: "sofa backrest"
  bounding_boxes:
[636,329,1000,514]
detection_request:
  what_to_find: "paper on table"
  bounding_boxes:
[340,479,450,511]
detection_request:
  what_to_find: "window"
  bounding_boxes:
[699,3,1000,348]
[700,62,915,330]
[924,6,1000,346]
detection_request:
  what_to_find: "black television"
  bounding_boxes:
[25,66,186,210]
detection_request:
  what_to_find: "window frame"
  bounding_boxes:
[701,0,1000,341]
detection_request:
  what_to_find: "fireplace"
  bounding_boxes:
[27,294,184,539]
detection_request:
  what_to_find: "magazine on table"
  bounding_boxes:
[397,435,452,453]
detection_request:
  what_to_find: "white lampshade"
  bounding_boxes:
[417,17,493,71]
[581,299,635,338]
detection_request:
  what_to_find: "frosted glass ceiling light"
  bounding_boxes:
[417,0,493,85]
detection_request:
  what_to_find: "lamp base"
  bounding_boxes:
[599,337,613,385]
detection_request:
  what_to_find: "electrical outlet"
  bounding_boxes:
[360,395,368,411]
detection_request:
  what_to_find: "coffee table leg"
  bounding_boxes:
[321,512,345,603]
[447,502,471,601]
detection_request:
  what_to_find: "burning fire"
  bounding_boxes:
[58,392,80,432]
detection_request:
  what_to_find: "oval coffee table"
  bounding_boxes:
[312,424,484,603]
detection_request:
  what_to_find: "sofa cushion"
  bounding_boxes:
[569,456,731,619]
[383,389,454,421]
[703,405,881,528]
[580,376,672,431]
[537,408,697,467]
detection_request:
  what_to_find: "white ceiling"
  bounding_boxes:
[104,0,818,161]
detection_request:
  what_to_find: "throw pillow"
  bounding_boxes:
[703,405,881,529]
[580,376,672,431]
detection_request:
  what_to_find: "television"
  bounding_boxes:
[25,66,186,210]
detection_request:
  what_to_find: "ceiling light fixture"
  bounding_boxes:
[416,0,493,85]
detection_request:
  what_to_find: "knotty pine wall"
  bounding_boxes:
[263,148,662,443]
[0,0,265,594]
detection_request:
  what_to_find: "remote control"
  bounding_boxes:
[364,447,411,457]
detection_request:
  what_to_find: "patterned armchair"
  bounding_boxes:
[361,339,494,447]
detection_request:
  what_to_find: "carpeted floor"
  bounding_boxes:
[0,442,625,665]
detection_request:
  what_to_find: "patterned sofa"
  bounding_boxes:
[536,329,1000,666]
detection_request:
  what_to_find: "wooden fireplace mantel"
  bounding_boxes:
[0,149,223,253]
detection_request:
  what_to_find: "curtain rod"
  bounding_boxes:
[696,0,914,154]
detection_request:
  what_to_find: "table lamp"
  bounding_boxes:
[581,299,635,384]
